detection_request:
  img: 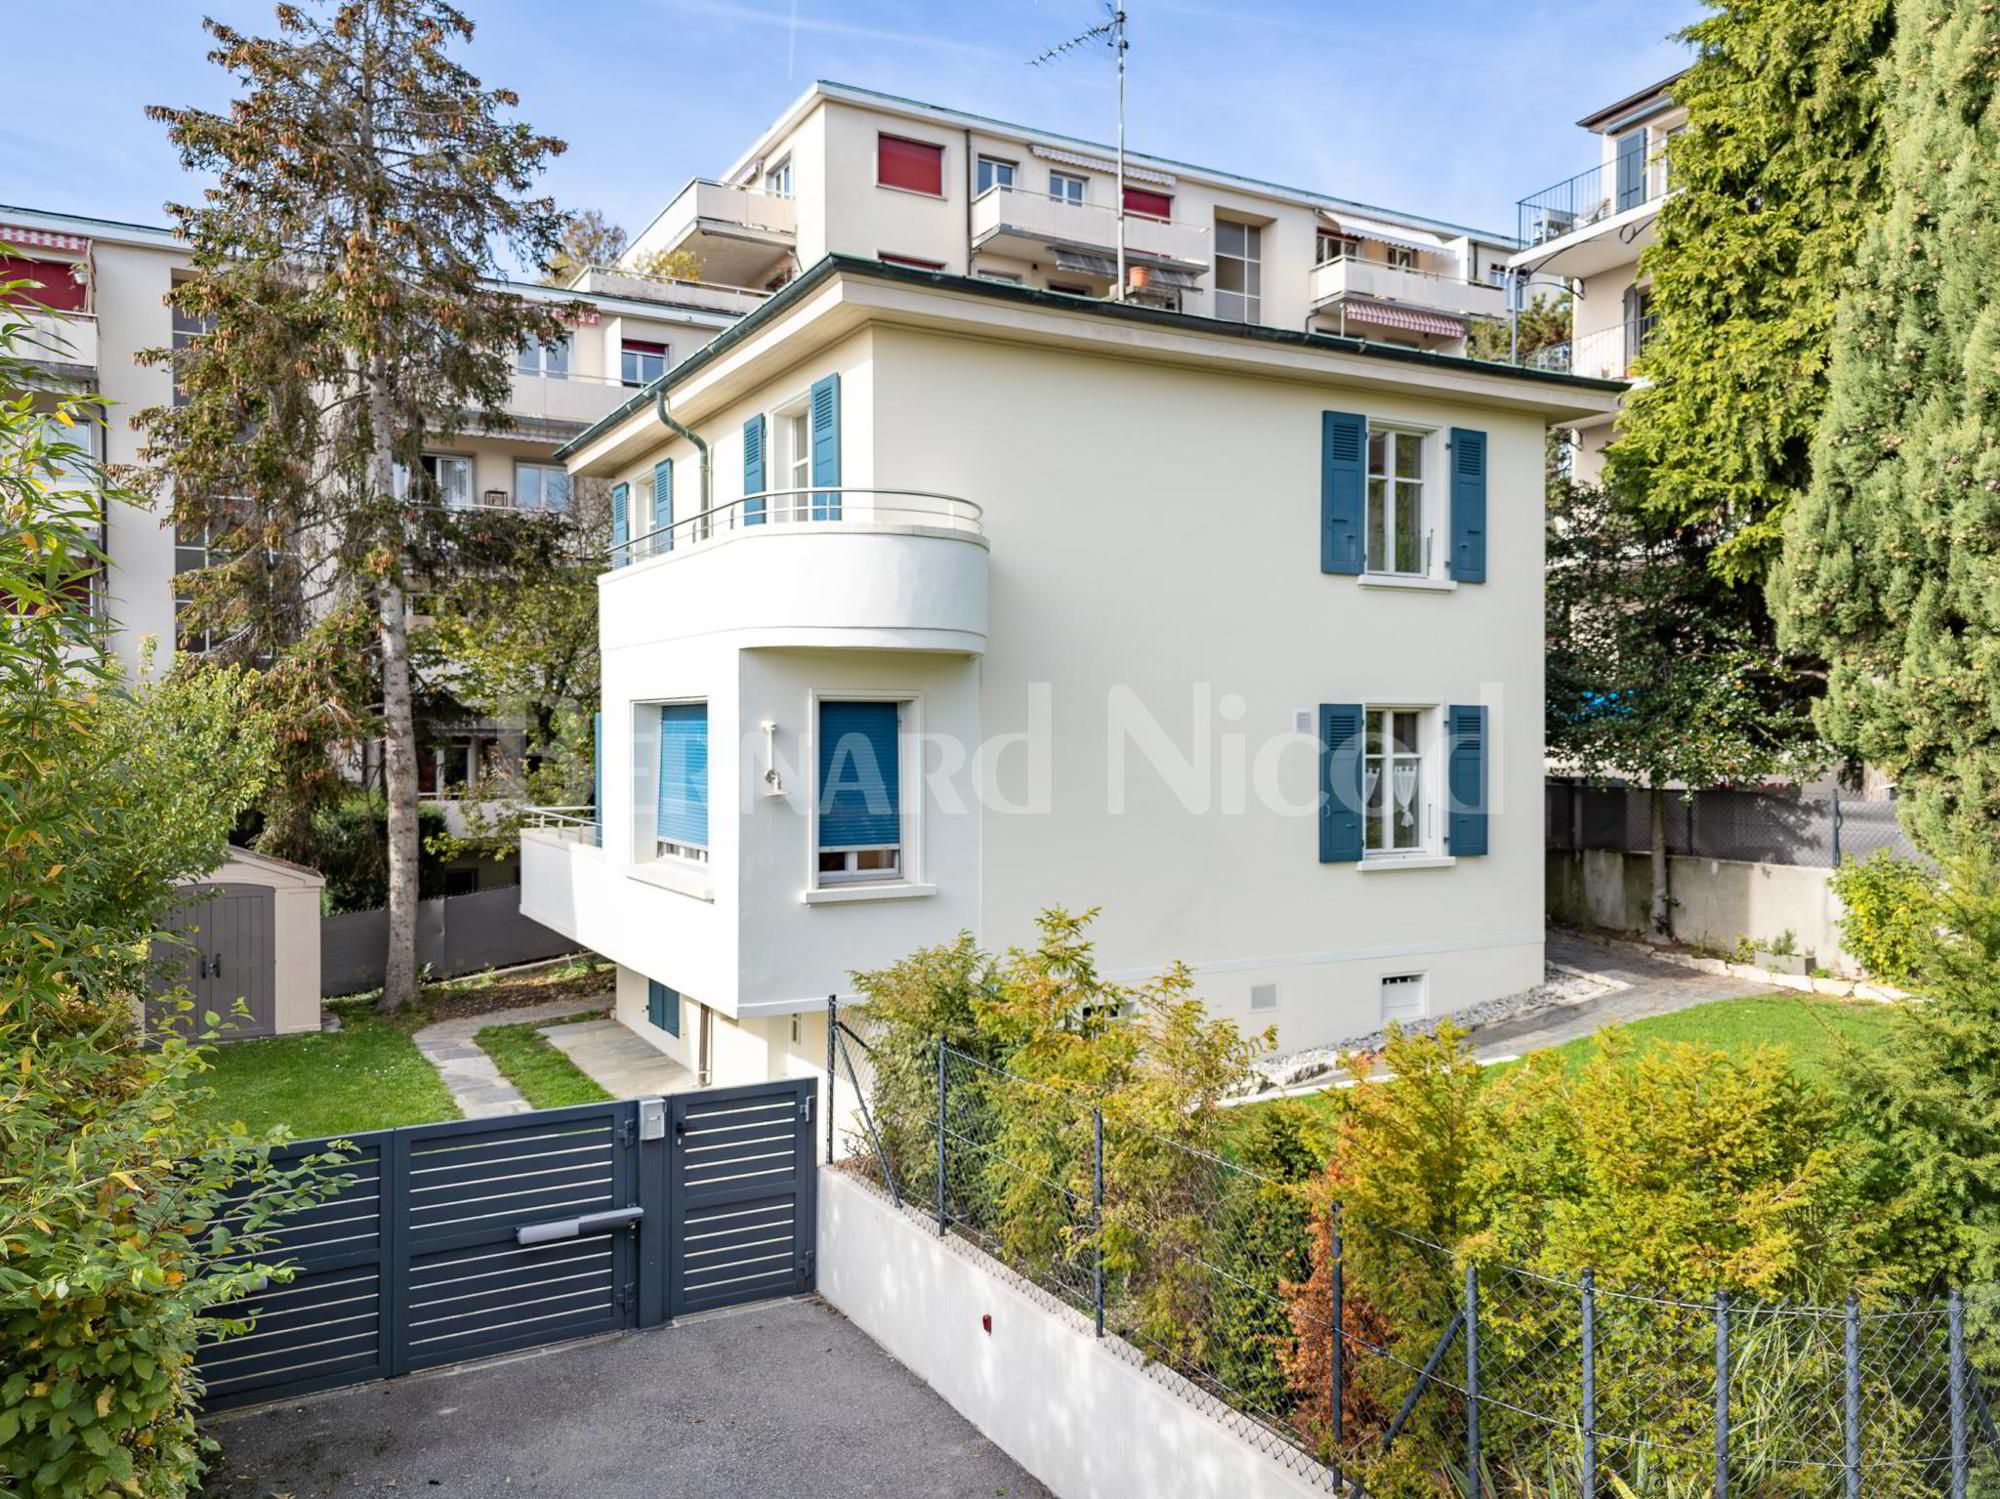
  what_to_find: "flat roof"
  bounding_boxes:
[557,253,1625,460]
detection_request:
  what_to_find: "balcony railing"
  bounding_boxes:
[611,487,984,567]
[1307,253,1507,318]
[1517,154,1671,247]
[1525,314,1658,381]
[969,184,1211,271]
[522,804,600,848]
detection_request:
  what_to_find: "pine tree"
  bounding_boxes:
[1608,0,1895,583]
[1770,0,2000,855]
[140,1,570,1007]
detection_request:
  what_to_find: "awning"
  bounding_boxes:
[0,225,90,255]
[1338,301,1467,339]
[1030,142,1175,188]
[1318,210,1451,255]
[1138,263,1201,290]
[1051,247,1202,287]
[1052,247,1117,277]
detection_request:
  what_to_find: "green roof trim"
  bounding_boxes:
[555,254,1626,461]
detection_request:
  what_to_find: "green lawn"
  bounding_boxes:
[186,1008,459,1139]
[1531,992,1901,1082]
[475,1010,613,1110]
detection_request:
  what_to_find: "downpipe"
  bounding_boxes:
[655,388,711,514]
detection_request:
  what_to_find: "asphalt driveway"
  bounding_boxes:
[201,1295,1051,1498]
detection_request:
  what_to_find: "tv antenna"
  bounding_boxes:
[1030,5,1131,299]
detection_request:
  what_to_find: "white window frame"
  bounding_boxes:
[620,341,667,388]
[1316,231,1361,266]
[1362,705,1441,861]
[639,698,711,868]
[1049,171,1087,206]
[976,156,1017,195]
[394,452,473,509]
[517,332,572,380]
[1364,423,1440,579]
[1386,244,1419,271]
[808,690,921,892]
[513,460,570,512]
[1380,972,1429,1024]
[764,155,793,199]
[1214,219,1262,324]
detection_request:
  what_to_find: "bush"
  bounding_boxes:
[308,795,451,914]
[1830,852,1940,985]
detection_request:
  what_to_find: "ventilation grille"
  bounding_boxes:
[1250,983,1278,1012]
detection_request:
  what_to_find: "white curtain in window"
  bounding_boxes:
[1393,761,1418,828]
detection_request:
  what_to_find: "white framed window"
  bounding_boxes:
[1386,244,1418,271]
[1049,172,1087,206]
[976,156,1016,195]
[1215,220,1262,324]
[517,333,571,380]
[621,339,667,388]
[1380,972,1428,1024]
[649,700,710,866]
[1316,231,1360,265]
[1364,707,1434,857]
[514,461,570,512]
[395,453,473,509]
[764,155,793,198]
[1366,426,1434,576]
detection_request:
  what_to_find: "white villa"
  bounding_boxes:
[518,83,1620,1089]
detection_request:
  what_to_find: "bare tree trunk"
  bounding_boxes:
[1648,781,1672,938]
[368,356,421,1010]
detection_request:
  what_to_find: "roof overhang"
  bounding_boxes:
[562,257,1623,476]
[1576,67,1690,131]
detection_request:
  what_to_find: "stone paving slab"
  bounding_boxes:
[412,996,609,1119]
[541,1017,695,1098]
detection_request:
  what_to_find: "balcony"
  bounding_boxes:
[639,180,797,290]
[603,488,988,655]
[969,185,1210,282]
[1308,255,1506,323]
[570,265,770,319]
[1525,314,1657,383]
[17,308,97,372]
[506,369,635,433]
[1513,156,1671,278]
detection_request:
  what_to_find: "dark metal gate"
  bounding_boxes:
[201,1081,816,1411]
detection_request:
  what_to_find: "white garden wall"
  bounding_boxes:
[817,1167,1330,1499]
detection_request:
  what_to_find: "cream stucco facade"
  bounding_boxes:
[521,259,1621,1089]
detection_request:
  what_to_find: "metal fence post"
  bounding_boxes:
[1715,1290,1731,1499]
[1581,1268,1597,1498]
[1465,1263,1481,1499]
[1844,1291,1862,1499]
[1951,1287,1969,1499]
[1331,1205,1345,1474]
[824,994,836,1165]
[934,1038,948,1235]
[1091,1107,1105,1338]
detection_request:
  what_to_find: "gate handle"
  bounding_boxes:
[515,1205,644,1247]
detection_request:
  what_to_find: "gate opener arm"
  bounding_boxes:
[515,1205,644,1247]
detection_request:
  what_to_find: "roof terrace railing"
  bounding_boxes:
[1516,154,1670,248]
[609,486,983,568]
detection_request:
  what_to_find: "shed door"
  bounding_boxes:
[151,882,278,1039]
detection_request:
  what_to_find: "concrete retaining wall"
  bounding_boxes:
[1547,848,1858,975]
[817,1167,1329,1499]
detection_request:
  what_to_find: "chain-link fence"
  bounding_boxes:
[837,1033,1999,1498]
[1546,781,1923,868]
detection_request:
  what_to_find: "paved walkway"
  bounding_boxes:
[542,1017,696,1097]
[1466,929,1767,1061]
[203,1296,1052,1498]
[411,997,608,1118]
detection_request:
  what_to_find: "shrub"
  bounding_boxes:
[1830,852,1940,985]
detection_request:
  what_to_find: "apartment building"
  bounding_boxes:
[519,255,1620,1091]
[1504,71,1687,477]
[623,80,1519,357]
[2,203,755,682]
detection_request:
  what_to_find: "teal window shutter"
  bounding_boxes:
[657,703,708,848]
[1449,428,1487,583]
[818,700,898,848]
[610,481,629,568]
[1318,703,1364,862]
[647,978,680,1037]
[809,373,841,521]
[1321,412,1365,575]
[1446,704,1489,856]
[591,710,603,848]
[743,415,767,525]
[652,458,674,553]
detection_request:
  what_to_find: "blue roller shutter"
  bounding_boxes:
[1318,703,1364,863]
[1321,412,1365,575]
[743,415,767,525]
[1449,428,1487,583]
[610,481,629,568]
[652,458,674,554]
[1446,704,1489,856]
[657,703,709,849]
[809,373,841,521]
[818,700,898,849]
[647,978,680,1037]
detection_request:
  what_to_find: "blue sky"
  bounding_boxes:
[3,0,1699,255]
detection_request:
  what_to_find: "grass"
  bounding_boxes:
[475,1009,614,1110]
[185,957,615,1138]
[1529,992,1900,1083]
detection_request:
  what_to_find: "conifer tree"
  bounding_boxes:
[141,1,570,1007]
[1770,0,2000,855]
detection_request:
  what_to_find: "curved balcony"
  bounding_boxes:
[601,488,989,655]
